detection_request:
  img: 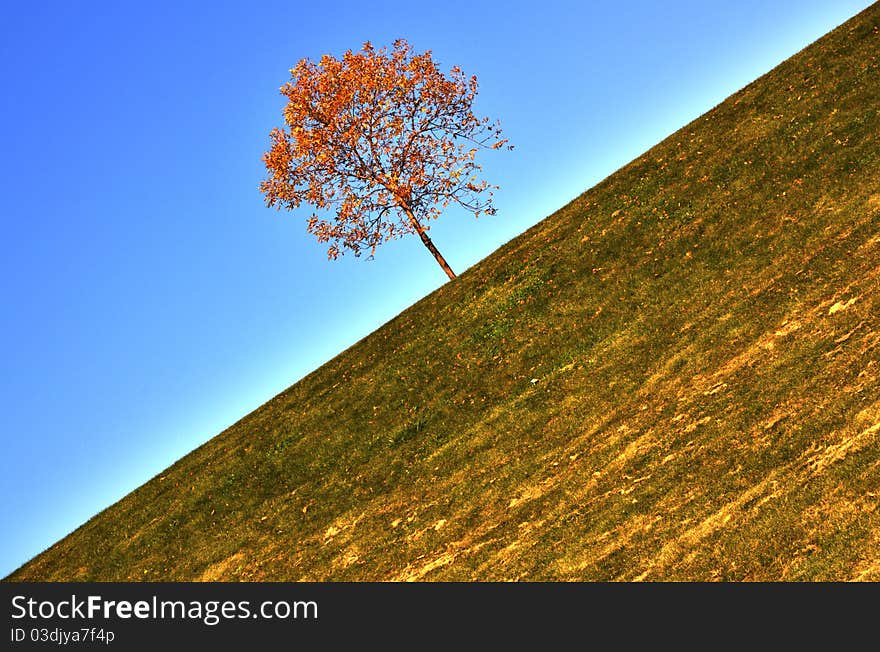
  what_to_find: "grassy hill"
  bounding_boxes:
[8,4,880,581]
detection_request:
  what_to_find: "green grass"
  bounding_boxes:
[7,4,880,581]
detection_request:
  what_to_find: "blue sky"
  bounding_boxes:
[0,0,871,577]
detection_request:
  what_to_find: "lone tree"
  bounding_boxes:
[260,39,510,280]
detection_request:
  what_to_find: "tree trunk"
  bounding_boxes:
[403,208,456,280]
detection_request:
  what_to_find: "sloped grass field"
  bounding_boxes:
[8,4,880,581]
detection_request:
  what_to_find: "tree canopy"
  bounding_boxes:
[260,39,510,279]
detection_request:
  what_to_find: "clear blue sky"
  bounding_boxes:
[1,0,872,577]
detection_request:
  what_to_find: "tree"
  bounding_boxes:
[260,39,510,280]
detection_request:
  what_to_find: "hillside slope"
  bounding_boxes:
[9,4,880,581]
